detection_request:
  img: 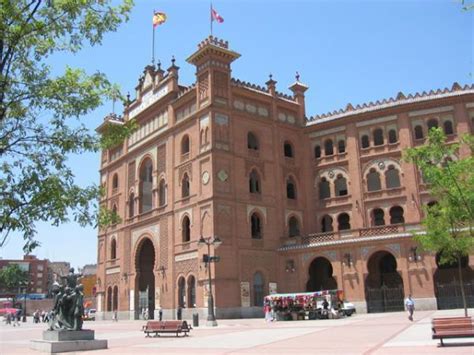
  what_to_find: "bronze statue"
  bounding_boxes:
[48,268,85,331]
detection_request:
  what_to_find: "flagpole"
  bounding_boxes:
[210,2,213,36]
[152,10,156,65]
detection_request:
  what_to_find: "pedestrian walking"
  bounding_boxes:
[13,312,20,327]
[112,310,118,322]
[405,294,415,321]
[159,307,163,321]
[6,313,11,325]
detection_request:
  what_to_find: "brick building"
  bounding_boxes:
[0,255,49,296]
[95,36,474,320]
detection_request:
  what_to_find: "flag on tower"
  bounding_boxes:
[153,12,167,28]
[211,7,224,23]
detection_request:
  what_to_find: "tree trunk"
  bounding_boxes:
[457,255,468,317]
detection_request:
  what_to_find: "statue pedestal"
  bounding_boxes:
[30,330,107,353]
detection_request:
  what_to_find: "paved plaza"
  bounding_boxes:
[1,309,473,354]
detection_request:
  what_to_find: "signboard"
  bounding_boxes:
[129,85,169,119]
[240,281,250,307]
[269,282,277,295]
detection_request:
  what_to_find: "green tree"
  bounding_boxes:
[404,128,474,316]
[0,264,28,304]
[0,0,134,252]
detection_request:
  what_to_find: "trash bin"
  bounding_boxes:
[193,312,199,327]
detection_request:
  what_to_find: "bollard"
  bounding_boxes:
[193,312,199,327]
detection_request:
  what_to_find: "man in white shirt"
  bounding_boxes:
[405,294,415,321]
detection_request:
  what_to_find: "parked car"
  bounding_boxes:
[84,308,96,321]
[342,301,356,316]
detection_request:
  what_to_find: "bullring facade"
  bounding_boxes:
[95,36,474,320]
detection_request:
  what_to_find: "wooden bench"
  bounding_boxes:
[142,320,192,337]
[432,316,474,346]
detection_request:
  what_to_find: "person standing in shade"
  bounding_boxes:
[177,306,182,320]
[159,307,163,321]
[405,294,415,321]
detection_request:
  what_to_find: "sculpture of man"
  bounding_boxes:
[73,284,85,331]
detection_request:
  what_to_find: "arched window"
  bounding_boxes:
[427,118,438,131]
[110,239,117,260]
[112,203,117,215]
[390,206,405,224]
[182,216,191,242]
[107,286,112,312]
[314,145,321,159]
[372,208,385,226]
[338,213,351,230]
[253,272,264,307]
[129,193,135,218]
[113,285,118,311]
[321,215,333,232]
[187,276,196,308]
[249,170,260,194]
[288,216,300,237]
[373,128,384,146]
[284,141,293,158]
[251,213,262,239]
[361,135,370,148]
[338,140,345,154]
[286,177,296,199]
[181,135,190,155]
[334,174,348,196]
[247,132,259,150]
[414,125,424,140]
[385,165,401,189]
[388,129,397,144]
[159,180,166,206]
[112,174,118,190]
[324,139,334,156]
[139,158,153,213]
[443,120,454,135]
[319,178,331,199]
[181,173,190,198]
[367,168,381,191]
[178,277,186,307]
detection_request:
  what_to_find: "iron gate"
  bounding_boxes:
[435,282,474,310]
[366,285,404,313]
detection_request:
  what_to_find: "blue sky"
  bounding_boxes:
[1,0,472,268]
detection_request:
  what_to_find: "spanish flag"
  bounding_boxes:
[153,12,167,28]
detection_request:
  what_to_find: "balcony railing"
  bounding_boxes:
[280,223,422,248]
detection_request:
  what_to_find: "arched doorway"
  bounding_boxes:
[365,251,404,313]
[433,254,474,310]
[306,257,337,291]
[136,238,156,319]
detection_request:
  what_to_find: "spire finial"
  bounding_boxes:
[126,92,131,106]
[157,60,161,70]
[171,55,176,66]
[296,71,300,82]
[269,73,273,80]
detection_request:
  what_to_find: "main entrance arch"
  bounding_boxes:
[136,238,156,320]
[306,257,337,291]
[434,254,474,310]
[365,251,404,313]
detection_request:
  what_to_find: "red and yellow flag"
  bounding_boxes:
[153,12,167,28]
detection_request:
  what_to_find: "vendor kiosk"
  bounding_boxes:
[264,289,344,321]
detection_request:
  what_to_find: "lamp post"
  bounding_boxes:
[20,280,27,322]
[197,235,222,327]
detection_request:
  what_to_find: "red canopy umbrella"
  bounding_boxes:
[0,308,19,315]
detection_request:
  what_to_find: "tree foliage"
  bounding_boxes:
[0,263,28,294]
[0,0,134,252]
[404,128,473,315]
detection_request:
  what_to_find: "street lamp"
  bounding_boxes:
[20,280,27,322]
[197,235,222,326]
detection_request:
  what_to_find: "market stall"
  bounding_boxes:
[264,289,344,321]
